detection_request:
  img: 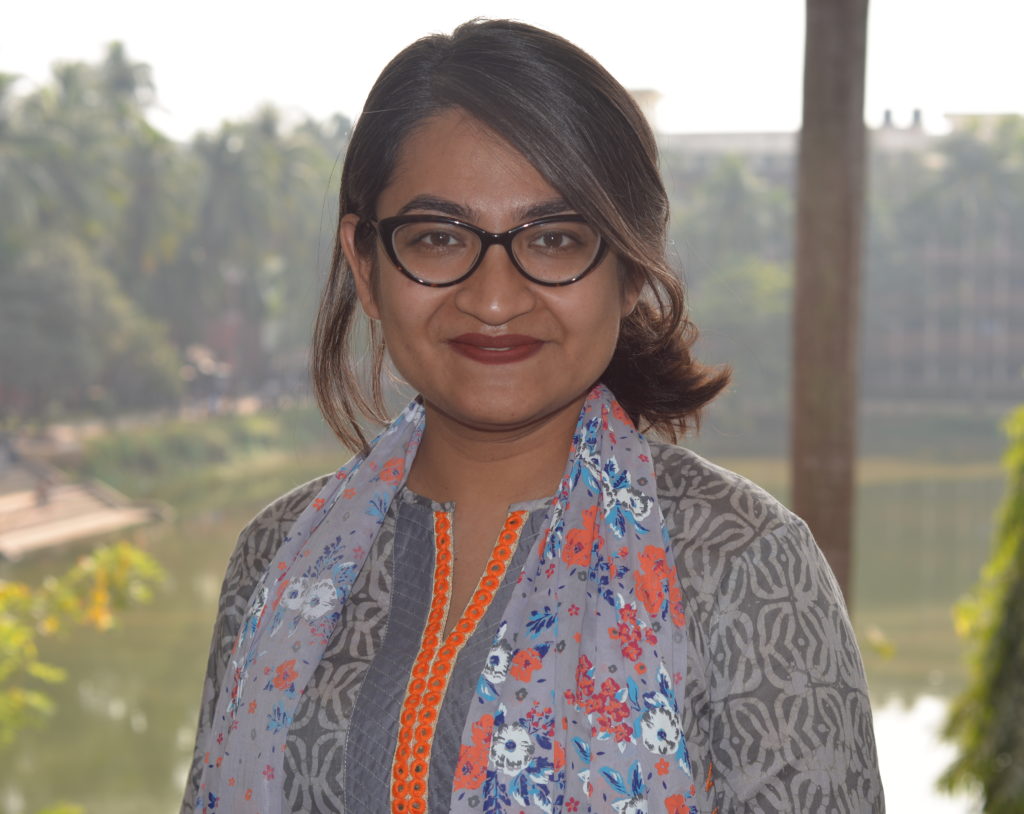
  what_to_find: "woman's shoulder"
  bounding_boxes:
[649,443,879,811]
[649,441,831,605]
[244,474,334,537]
[650,441,798,542]
[222,473,334,596]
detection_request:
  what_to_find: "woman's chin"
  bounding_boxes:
[420,391,588,438]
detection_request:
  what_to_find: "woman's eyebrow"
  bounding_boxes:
[394,196,575,223]
[396,195,469,218]
[517,198,574,221]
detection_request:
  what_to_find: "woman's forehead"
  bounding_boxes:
[378,109,567,224]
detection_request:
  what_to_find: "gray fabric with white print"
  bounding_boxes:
[182,443,884,813]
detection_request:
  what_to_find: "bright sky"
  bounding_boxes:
[4,0,1020,139]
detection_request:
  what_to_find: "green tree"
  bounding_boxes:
[668,155,795,421]
[669,156,792,274]
[0,238,181,422]
[943,406,1024,811]
[689,257,792,416]
[183,107,347,387]
[1,44,355,417]
[0,73,63,256]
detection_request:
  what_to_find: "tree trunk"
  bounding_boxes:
[791,0,869,605]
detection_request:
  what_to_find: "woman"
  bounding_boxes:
[183,20,884,814]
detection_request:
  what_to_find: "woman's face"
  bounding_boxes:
[341,108,638,436]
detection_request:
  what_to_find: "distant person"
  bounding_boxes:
[34,471,52,506]
[0,434,13,468]
[34,478,48,506]
[183,20,884,814]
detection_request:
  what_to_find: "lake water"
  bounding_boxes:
[1,450,1003,813]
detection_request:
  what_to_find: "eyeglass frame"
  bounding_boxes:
[366,213,608,288]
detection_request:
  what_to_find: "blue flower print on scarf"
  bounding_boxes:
[483,703,561,814]
[568,416,654,539]
[629,664,692,773]
[599,760,648,814]
[599,456,655,539]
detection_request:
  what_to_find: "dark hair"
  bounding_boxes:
[312,19,729,452]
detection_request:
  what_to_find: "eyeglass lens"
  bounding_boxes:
[390,220,602,284]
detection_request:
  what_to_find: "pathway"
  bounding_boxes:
[0,462,155,561]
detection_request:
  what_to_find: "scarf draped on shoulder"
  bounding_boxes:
[192,385,697,814]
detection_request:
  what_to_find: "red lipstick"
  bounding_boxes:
[448,333,544,364]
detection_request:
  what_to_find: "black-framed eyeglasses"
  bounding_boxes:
[368,214,607,287]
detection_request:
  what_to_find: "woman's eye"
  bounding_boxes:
[422,231,459,247]
[410,230,461,249]
[399,227,465,252]
[531,231,578,251]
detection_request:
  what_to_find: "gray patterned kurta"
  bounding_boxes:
[183,443,884,813]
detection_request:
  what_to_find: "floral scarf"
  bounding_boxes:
[192,385,697,814]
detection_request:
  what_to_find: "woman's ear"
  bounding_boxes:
[620,266,644,318]
[340,214,381,320]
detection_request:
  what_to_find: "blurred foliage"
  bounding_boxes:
[663,153,794,423]
[0,237,181,417]
[73,405,334,497]
[1,44,348,425]
[0,542,164,747]
[689,256,792,414]
[943,405,1024,810]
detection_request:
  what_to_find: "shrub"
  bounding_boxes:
[943,406,1024,810]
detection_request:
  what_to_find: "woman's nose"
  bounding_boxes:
[451,244,536,325]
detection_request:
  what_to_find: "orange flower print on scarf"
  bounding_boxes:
[378,457,404,484]
[610,398,630,426]
[668,585,687,627]
[553,739,566,771]
[636,544,687,626]
[665,793,690,814]
[608,603,658,662]
[272,659,298,690]
[635,545,667,615]
[639,545,672,580]
[509,647,544,682]
[453,714,494,790]
[562,504,603,567]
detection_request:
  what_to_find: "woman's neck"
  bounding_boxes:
[406,395,584,508]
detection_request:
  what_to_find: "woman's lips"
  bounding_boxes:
[448,333,544,364]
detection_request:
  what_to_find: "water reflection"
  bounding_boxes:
[854,471,1004,700]
[874,695,981,812]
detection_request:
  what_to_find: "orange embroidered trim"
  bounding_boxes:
[390,509,526,814]
[705,760,714,792]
